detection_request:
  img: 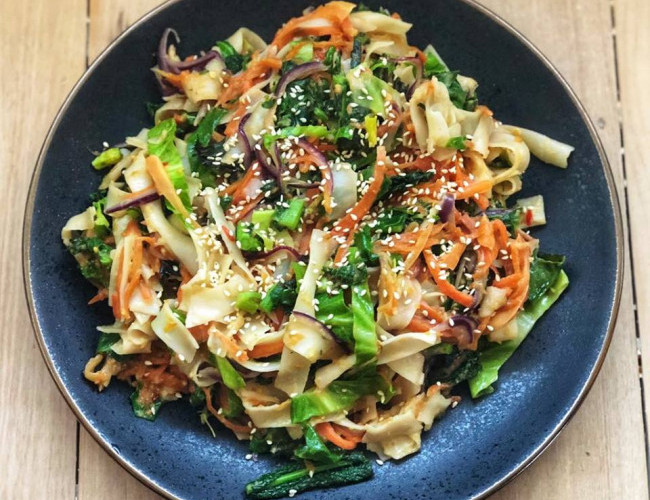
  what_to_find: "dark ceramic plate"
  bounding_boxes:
[23,0,622,499]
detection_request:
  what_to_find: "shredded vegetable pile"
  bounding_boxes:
[63,2,572,498]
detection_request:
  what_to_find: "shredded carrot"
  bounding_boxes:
[423,249,475,308]
[455,179,493,200]
[418,300,447,323]
[331,146,387,239]
[403,223,434,271]
[145,155,198,228]
[315,422,359,450]
[406,314,437,333]
[203,387,252,434]
[212,328,249,362]
[224,101,249,138]
[218,57,282,106]
[88,288,108,305]
[248,339,285,359]
[189,324,210,343]
[271,2,357,50]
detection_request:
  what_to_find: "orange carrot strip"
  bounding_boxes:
[145,155,199,228]
[423,250,475,308]
[248,339,285,359]
[203,387,252,434]
[403,223,434,271]
[88,289,108,305]
[315,422,358,450]
[331,146,387,239]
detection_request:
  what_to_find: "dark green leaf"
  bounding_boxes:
[528,253,566,302]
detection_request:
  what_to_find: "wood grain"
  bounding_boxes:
[614,0,650,432]
[0,0,87,498]
[4,0,642,498]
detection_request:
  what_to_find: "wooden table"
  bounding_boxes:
[2,1,648,498]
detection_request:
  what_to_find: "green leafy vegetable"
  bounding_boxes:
[260,279,298,313]
[351,278,377,366]
[446,136,467,151]
[291,373,392,423]
[245,452,372,500]
[250,428,297,457]
[236,222,264,252]
[236,291,263,314]
[213,356,246,391]
[468,271,569,398]
[426,347,480,385]
[354,226,379,266]
[92,198,110,237]
[294,424,341,464]
[189,386,206,407]
[186,107,229,187]
[377,171,434,201]
[350,33,369,68]
[374,206,424,235]
[130,387,162,421]
[96,332,120,354]
[527,253,566,302]
[222,387,245,418]
[323,262,368,286]
[68,236,114,287]
[423,51,448,76]
[216,41,249,73]
[486,207,522,234]
[315,292,354,345]
[147,119,191,213]
[92,147,122,170]
[274,198,306,230]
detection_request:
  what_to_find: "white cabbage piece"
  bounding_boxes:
[488,125,532,185]
[478,286,508,319]
[350,11,412,35]
[182,273,253,328]
[506,125,574,168]
[204,189,254,280]
[362,386,451,460]
[122,150,199,273]
[142,200,199,274]
[410,79,461,152]
[99,148,136,190]
[151,300,199,362]
[488,318,519,343]
[61,206,96,245]
[387,352,425,386]
[329,162,358,220]
[516,194,547,227]
[282,312,340,363]
[238,316,272,350]
[314,354,357,389]
[128,284,162,317]
[293,229,336,315]
[377,275,421,331]
[377,332,439,364]
[226,27,267,53]
[274,348,312,397]
[154,94,200,124]
[182,59,225,104]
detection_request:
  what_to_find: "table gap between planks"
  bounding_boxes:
[1,0,648,499]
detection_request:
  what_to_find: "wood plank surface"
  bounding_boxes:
[0,0,87,499]
[614,0,650,431]
[3,0,645,498]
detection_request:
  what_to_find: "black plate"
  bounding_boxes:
[23,1,622,499]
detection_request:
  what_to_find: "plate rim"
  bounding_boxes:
[22,1,624,498]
